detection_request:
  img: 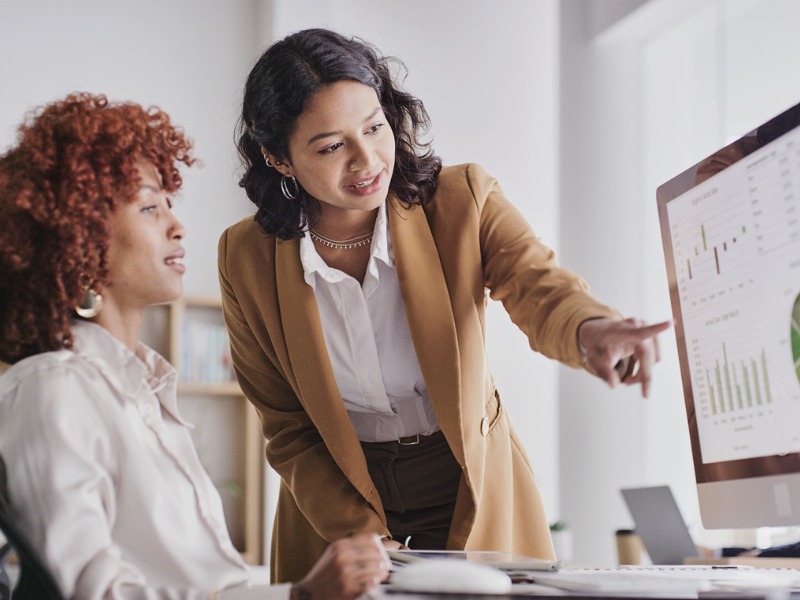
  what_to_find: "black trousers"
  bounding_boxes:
[360,430,462,549]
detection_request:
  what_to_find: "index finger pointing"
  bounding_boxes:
[633,320,672,340]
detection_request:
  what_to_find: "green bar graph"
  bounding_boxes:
[762,350,772,404]
[742,361,753,407]
[751,359,762,405]
[706,369,717,415]
[723,344,734,411]
[733,368,743,410]
[690,222,747,276]
[707,343,771,414]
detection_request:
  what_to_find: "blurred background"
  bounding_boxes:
[2,0,799,567]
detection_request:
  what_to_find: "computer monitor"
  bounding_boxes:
[657,100,800,529]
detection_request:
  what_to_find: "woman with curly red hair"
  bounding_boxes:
[0,93,388,600]
[0,93,193,363]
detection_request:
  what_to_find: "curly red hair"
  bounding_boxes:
[0,92,195,364]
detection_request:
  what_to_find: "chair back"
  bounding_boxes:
[0,455,65,600]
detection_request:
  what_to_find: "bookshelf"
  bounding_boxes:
[142,296,264,565]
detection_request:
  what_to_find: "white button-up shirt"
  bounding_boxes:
[0,321,289,600]
[299,202,439,442]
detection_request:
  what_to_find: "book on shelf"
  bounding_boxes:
[180,320,236,385]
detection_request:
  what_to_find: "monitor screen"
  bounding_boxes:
[657,101,800,529]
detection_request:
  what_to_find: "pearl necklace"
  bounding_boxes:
[309,229,373,250]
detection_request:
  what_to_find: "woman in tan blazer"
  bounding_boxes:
[219,28,670,584]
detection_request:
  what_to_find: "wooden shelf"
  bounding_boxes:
[177,382,243,396]
[142,298,264,565]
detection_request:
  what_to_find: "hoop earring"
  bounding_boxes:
[75,287,103,319]
[264,156,274,168]
[280,175,299,200]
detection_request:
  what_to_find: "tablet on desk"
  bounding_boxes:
[388,549,559,572]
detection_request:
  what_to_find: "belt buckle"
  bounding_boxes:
[398,434,420,446]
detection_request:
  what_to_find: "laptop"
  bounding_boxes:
[620,485,699,564]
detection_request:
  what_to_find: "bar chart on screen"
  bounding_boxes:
[667,131,800,467]
[690,328,800,464]
[671,196,757,312]
[699,342,771,416]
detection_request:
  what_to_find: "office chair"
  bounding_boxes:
[0,455,65,600]
[0,542,11,600]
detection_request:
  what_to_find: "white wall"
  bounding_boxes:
[560,0,800,565]
[261,0,564,523]
[14,0,800,571]
[1,0,565,567]
[559,0,656,566]
[0,0,258,298]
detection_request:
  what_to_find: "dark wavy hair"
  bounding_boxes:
[0,92,195,364]
[237,28,442,239]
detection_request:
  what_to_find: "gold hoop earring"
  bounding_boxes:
[281,174,299,200]
[75,287,103,319]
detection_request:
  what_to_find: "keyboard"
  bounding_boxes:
[524,565,800,595]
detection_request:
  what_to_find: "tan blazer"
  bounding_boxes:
[218,164,619,583]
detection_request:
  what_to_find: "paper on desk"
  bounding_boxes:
[530,567,800,596]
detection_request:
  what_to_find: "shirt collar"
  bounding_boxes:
[299,201,395,288]
[371,201,393,268]
[70,320,188,426]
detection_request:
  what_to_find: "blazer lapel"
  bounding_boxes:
[388,198,466,466]
[274,239,380,506]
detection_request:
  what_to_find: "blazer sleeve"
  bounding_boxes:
[467,164,621,368]
[217,228,388,542]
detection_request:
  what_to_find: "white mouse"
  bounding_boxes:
[391,559,513,594]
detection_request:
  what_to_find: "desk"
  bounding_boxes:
[381,554,800,599]
[685,557,800,570]
[378,590,784,600]
[378,566,800,599]
[378,590,791,599]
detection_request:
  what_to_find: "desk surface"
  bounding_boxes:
[380,592,786,599]
[380,563,800,599]
[379,590,791,599]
